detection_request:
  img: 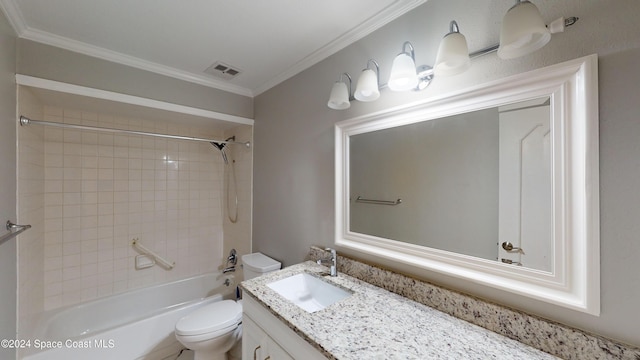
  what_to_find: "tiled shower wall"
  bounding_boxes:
[17,87,253,339]
[40,105,227,310]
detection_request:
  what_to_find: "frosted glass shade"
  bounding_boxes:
[498,0,551,59]
[354,69,380,102]
[388,53,418,91]
[327,81,351,110]
[434,32,470,76]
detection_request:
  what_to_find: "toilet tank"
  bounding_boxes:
[241,252,281,280]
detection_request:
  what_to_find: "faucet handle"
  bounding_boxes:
[325,247,336,256]
[226,249,237,265]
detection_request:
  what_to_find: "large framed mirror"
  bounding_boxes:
[335,55,599,314]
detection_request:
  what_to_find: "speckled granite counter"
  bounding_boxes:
[303,247,640,360]
[241,261,557,359]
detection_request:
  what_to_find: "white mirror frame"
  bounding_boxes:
[335,54,599,315]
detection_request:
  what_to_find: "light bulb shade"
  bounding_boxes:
[327,81,351,110]
[354,69,380,102]
[498,0,551,59]
[434,32,470,76]
[388,53,418,91]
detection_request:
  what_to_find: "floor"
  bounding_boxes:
[173,349,194,360]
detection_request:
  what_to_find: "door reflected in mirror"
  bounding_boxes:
[349,97,551,271]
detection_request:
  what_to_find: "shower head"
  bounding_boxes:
[210,141,225,151]
[211,142,228,164]
[210,136,236,165]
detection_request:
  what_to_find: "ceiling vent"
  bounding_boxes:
[204,61,242,80]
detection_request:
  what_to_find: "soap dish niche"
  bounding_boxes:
[135,254,155,270]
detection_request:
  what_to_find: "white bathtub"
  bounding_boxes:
[23,272,234,360]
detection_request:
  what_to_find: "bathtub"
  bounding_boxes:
[23,272,235,360]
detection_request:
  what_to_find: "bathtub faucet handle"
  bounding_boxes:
[226,249,237,266]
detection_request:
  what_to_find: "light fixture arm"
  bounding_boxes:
[510,0,524,9]
[449,20,460,34]
[415,65,434,90]
[339,72,354,100]
[404,41,434,91]
[401,41,416,62]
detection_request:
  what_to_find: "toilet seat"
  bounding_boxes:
[175,300,242,337]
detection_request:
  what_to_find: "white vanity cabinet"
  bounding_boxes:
[242,295,327,360]
[242,316,293,360]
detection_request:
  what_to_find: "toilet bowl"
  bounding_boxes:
[175,252,281,360]
[175,300,242,360]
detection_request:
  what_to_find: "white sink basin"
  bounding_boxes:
[267,273,351,313]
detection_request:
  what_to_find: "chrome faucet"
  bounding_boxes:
[317,247,337,277]
[226,249,237,265]
[222,249,237,274]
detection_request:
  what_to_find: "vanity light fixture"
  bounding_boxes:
[388,41,433,92]
[434,21,471,77]
[498,0,551,59]
[327,73,353,110]
[326,0,578,110]
[354,59,381,102]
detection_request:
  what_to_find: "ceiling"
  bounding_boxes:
[0,0,426,97]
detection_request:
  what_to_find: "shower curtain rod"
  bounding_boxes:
[19,116,251,148]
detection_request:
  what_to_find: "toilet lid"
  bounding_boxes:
[175,300,242,336]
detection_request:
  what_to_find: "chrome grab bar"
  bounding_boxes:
[0,221,32,246]
[355,196,402,206]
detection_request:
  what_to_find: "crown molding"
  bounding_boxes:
[2,0,426,97]
[20,27,255,97]
[0,0,26,35]
[0,0,254,97]
[252,0,427,95]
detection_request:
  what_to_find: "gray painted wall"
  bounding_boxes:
[17,39,254,119]
[0,9,17,360]
[253,0,640,347]
[350,109,498,260]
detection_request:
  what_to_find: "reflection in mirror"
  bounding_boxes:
[336,55,599,314]
[498,98,551,271]
[350,97,551,271]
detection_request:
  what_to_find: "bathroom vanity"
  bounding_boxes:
[242,294,326,360]
[240,261,556,359]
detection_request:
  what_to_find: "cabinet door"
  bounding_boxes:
[243,315,294,360]
[242,316,266,360]
[244,295,327,360]
[264,339,294,360]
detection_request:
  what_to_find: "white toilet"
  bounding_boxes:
[175,252,281,360]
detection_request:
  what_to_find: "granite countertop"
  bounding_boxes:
[240,261,557,360]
